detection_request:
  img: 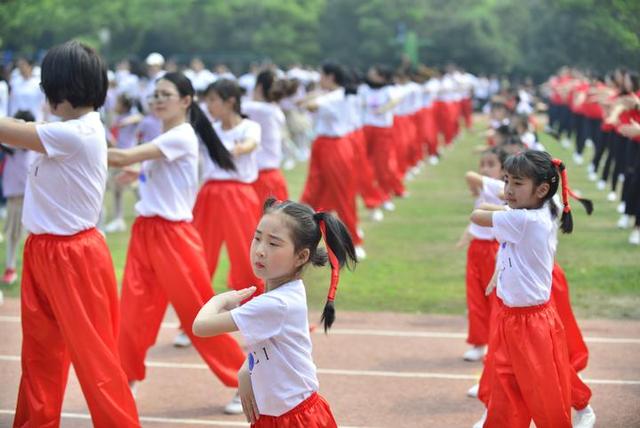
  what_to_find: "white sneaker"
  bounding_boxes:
[587,163,595,174]
[573,404,596,428]
[561,138,572,149]
[369,208,384,222]
[429,155,440,166]
[619,173,625,183]
[282,158,296,171]
[357,227,365,239]
[617,215,630,229]
[355,245,367,261]
[104,218,126,233]
[382,200,396,212]
[617,202,626,214]
[587,171,597,182]
[629,229,640,245]
[405,171,415,182]
[224,393,243,415]
[607,191,617,202]
[585,139,594,149]
[573,152,584,165]
[173,331,192,348]
[463,345,486,362]
[466,383,479,398]
[596,180,606,191]
[472,409,487,428]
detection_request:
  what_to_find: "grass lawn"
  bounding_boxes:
[1,116,638,318]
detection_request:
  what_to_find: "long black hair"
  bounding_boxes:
[160,72,235,171]
[262,197,357,332]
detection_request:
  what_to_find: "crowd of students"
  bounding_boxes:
[0,40,630,427]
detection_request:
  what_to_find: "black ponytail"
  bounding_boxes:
[189,103,236,171]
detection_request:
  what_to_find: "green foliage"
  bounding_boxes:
[0,0,638,78]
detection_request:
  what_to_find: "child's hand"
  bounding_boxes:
[221,286,257,311]
[239,365,259,423]
[116,167,140,185]
[485,273,497,296]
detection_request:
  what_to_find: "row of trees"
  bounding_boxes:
[1,0,638,80]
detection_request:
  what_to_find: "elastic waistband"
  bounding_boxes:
[203,179,253,186]
[280,392,319,417]
[501,300,551,315]
[28,227,98,242]
[471,238,499,244]
[135,215,188,226]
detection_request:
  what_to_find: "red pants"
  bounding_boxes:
[421,107,439,156]
[550,263,589,372]
[193,181,264,292]
[301,135,362,246]
[349,129,385,209]
[252,393,337,428]
[14,229,140,428]
[393,116,411,178]
[253,168,289,205]
[409,112,424,166]
[118,217,246,386]
[363,125,405,198]
[485,302,572,428]
[465,239,499,346]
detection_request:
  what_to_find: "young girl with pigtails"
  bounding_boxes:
[470,151,592,428]
[194,197,358,427]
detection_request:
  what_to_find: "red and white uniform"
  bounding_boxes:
[483,206,578,427]
[465,177,503,346]
[231,279,337,427]
[243,100,289,202]
[193,119,264,292]
[15,112,140,428]
[118,122,246,387]
[300,88,361,246]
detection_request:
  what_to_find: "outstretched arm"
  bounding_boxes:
[108,142,164,167]
[0,118,45,153]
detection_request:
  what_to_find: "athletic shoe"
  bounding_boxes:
[282,158,296,171]
[224,392,243,415]
[355,245,367,261]
[104,218,126,233]
[405,171,415,182]
[573,405,596,428]
[173,331,192,348]
[561,138,572,149]
[587,163,595,174]
[587,171,598,182]
[2,268,17,285]
[463,345,486,362]
[382,201,396,212]
[466,383,479,398]
[585,139,594,149]
[629,229,640,245]
[617,202,626,214]
[429,155,439,166]
[617,215,630,229]
[619,173,625,183]
[607,191,617,202]
[369,208,384,222]
[472,409,487,428]
[572,152,584,165]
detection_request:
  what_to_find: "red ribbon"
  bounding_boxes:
[552,158,571,213]
[318,219,339,302]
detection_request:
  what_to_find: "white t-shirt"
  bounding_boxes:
[135,123,199,221]
[2,149,35,198]
[201,119,260,183]
[10,75,45,121]
[423,78,440,108]
[25,112,107,235]
[231,279,319,416]
[242,101,285,170]
[0,80,9,117]
[314,88,349,137]
[468,176,505,240]
[362,85,395,127]
[493,206,556,307]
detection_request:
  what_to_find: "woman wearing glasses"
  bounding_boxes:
[108,72,247,413]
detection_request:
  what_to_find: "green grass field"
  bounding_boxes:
[1,116,638,318]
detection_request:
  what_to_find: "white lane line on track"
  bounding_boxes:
[1,355,638,385]
[1,316,638,344]
[0,409,369,427]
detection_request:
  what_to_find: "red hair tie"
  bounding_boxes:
[552,158,571,214]
[318,219,339,302]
